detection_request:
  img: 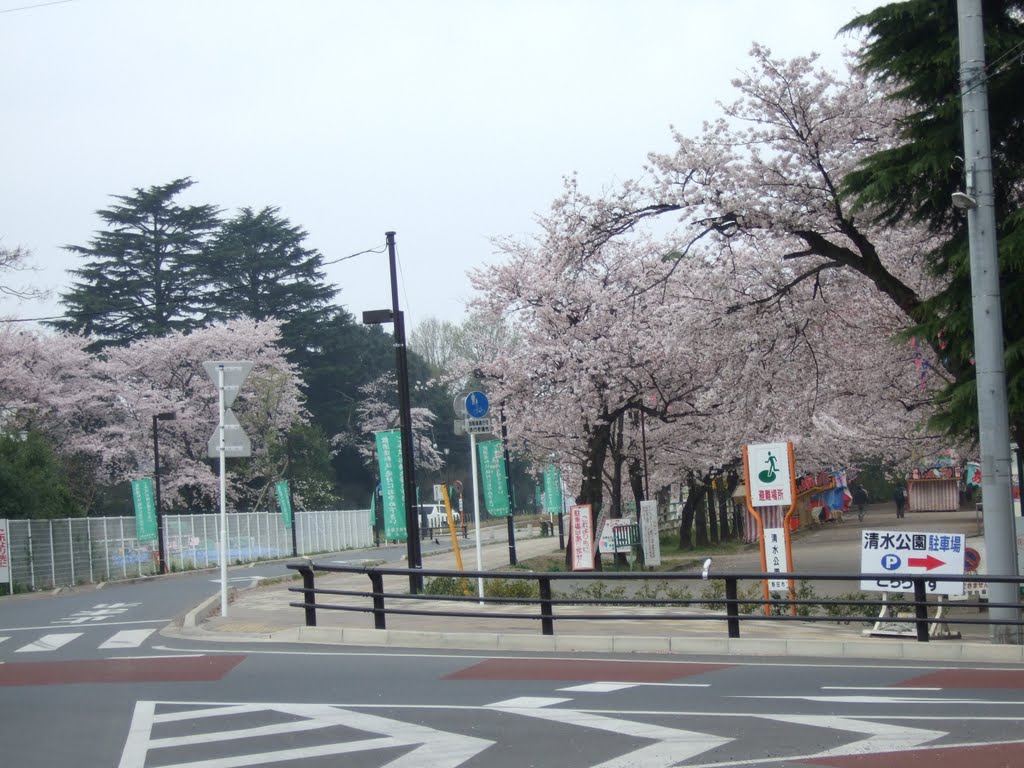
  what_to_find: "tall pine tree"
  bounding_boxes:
[52,178,220,348]
[842,0,1024,445]
[206,205,337,358]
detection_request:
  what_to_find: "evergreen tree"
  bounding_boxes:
[842,0,1024,444]
[51,178,220,348]
[206,205,336,359]
[0,433,81,519]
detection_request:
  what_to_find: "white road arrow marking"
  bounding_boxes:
[118,701,493,768]
[488,700,731,768]
[99,629,156,650]
[15,632,80,652]
[761,714,946,758]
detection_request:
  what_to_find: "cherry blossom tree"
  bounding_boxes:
[97,318,305,511]
[464,45,960,548]
[345,373,443,476]
[0,319,305,515]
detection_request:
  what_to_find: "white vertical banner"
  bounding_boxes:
[764,527,789,591]
[569,504,594,571]
[639,500,661,566]
[0,518,10,585]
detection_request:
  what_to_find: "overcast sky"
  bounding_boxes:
[1,0,882,335]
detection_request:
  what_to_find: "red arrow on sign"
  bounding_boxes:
[908,555,946,570]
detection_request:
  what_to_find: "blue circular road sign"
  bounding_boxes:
[465,391,490,418]
[881,554,902,571]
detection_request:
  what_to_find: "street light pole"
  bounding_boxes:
[362,231,421,593]
[957,0,1020,643]
[152,411,176,575]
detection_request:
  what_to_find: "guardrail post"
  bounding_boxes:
[539,576,554,636]
[913,578,929,642]
[725,577,740,639]
[370,572,386,630]
[297,565,317,627]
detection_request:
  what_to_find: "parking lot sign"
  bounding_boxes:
[860,529,966,595]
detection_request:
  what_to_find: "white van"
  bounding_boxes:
[418,504,460,529]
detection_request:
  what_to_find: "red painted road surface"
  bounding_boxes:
[895,668,1024,689]
[0,654,246,687]
[802,742,1024,767]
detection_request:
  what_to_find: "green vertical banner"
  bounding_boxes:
[275,480,293,528]
[375,430,407,540]
[543,464,563,514]
[131,477,158,543]
[477,439,510,517]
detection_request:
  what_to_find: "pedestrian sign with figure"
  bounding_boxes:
[744,442,794,508]
[859,529,966,596]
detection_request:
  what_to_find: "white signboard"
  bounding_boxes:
[764,527,790,592]
[464,417,495,435]
[569,504,594,571]
[640,500,661,566]
[746,442,793,508]
[859,529,966,596]
[0,518,10,585]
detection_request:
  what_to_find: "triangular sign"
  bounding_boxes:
[203,360,254,409]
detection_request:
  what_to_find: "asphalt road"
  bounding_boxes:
[2,637,1023,767]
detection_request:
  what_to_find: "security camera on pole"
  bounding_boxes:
[204,360,253,618]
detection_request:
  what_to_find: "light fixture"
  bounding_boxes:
[952,164,978,209]
[951,191,978,210]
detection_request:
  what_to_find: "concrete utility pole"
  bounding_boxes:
[957,0,1020,643]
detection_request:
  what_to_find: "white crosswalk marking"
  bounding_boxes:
[15,633,81,653]
[99,629,156,650]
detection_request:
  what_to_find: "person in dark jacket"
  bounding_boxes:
[892,485,907,518]
[852,484,870,522]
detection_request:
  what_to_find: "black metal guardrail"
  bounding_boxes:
[286,563,1024,643]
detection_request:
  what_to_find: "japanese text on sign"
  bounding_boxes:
[569,504,594,571]
[764,527,790,592]
[859,529,965,596]
[0,519,9,584]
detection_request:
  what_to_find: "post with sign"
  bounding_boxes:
[742,442,798,613]
[464,391,490,599]
[860,529,966,639]
[0,518,12,592]
[204,360,253,618]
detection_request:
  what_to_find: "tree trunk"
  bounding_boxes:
[707,478,720,544]
[566,418,613,570]
[678,473,698,549]
[628,457,645,505]
[694,474,710,547]
[717,483,731,541]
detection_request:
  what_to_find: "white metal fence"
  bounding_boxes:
[3,509,372,591]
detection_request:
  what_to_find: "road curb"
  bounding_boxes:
[183,587,237,629]
[182,624,1024,663]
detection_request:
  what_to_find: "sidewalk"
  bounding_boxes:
[169,509,1024,664]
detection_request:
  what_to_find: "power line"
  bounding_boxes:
[0,243,387,325]
[0,0,75,14]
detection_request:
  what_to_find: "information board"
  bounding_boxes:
[569,504,594,571]
[859,529,966,596]
[764,527,790,592]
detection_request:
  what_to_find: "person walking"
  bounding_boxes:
[892,484,907,519]
[852,483,870,522]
